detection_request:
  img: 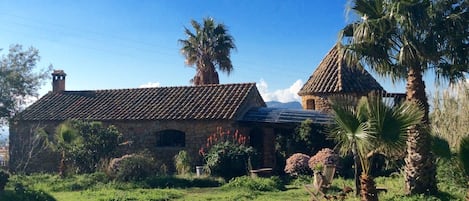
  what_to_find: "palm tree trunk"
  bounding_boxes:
[195,62,219,85]
[360,174,378,201]
[59,150,66,178]
[352,141,361,196]
[404,67,437,194]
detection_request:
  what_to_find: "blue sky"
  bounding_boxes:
[0,0,417,106]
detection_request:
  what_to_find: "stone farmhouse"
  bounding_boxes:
[10,70,332,173]
[9,44,396,173]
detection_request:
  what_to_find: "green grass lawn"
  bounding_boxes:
[2,169,466,201]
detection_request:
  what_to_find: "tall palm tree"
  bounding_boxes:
[330,94,424,201]
[340,0,468,194]
[179,17,236,85]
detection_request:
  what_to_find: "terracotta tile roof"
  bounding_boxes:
[18,83,265,121]
[298,45,385,96]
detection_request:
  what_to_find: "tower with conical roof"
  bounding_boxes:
[298,45,385,112]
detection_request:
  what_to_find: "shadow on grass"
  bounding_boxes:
[435,191,458,201]
[0,189,56,201]
[145,176,224,188]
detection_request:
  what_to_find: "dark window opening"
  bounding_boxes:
[306,99,316,110]
[156,130,185,147]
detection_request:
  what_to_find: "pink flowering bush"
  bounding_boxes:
[284,153,311,176]
[308,148,340,171]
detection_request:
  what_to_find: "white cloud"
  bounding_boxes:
[257,79,303,103]
[139,82,161,88]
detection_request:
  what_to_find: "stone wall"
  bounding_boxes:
[9,119,272,173]
[301,93,369,112]
[9,120,62,173]
[110,119,240,171]
[301,94,331,112]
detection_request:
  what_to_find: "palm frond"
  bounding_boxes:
[55,121,81,148]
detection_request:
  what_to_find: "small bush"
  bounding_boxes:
[308,148,340,171]
[223,176,285,192]
[284,153,311,176]
[174,150,191,175]
[437,156,467,189]
[108,154,156,181]
[289,175,314,186]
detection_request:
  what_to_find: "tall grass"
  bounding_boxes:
[431,83,469,149]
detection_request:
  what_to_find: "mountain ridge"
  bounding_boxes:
[266,101,302,109]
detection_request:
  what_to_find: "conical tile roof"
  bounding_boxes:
[298,45,385,96]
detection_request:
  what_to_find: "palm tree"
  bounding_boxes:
[179,17,236,85]
[54,121,81,178]
[329,96,370,196]
[330,94,424,201]
[340,0,468,194]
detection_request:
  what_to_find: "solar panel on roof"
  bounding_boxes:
[241,107,333,124]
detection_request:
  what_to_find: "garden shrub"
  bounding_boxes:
[54,120,122,174]
[437,157,468,191]
[223,176,285,192]
[284,153,311,176]
[274,123,333,175]
[174,150,191,175]
[199,127,256,180]
[308,148,340,171]
[108,153,156,181]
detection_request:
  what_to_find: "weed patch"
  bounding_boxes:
[223,176,285,192]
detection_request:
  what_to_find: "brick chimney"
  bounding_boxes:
[52,70,66,92]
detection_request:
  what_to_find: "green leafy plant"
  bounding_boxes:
[312,163,324,173]
[329,94,424,200]
[108,153,156,182]
[223,176,284,192]
[53,120,122,176]
[174,150,191,175]
[199,127,255,180]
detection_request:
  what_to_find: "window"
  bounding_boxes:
[306,99,316,110]
[156,129,185,147]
